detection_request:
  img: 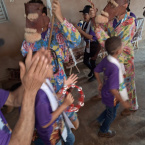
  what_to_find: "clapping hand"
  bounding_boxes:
[19,49,51,95]
[25,48,51,72]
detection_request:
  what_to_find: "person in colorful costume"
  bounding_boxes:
[21,0,81,127]
[34,59,77,145]
[90,0,138,115]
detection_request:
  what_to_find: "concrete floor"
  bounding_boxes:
[73,40,145,145]
[2,40,145,145]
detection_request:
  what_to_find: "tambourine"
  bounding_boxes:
[59,84,85,112]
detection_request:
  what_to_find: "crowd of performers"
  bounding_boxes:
[0,0,139,144]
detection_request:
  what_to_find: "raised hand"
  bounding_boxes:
[64,74,78,86]
[19,50,50,95]
[25,48,51,72]
[52,0,64,23]
[89,8,97,18]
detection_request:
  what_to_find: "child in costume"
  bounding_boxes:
[76,5,101,82]
[34,58,77,145]
[21,0,81,129]
[94,36,130,138]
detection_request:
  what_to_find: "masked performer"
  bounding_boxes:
[90,0,138,116]
[21,0,81,132]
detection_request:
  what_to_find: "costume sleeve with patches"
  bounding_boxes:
[92,24,109,48]
[57,19,81,49]
[54,19,81,63]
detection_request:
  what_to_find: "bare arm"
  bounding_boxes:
[9,91,36,145]
[6,48,51,108]
[110,89,130,108]
[42,93,74,128]
[94,72,103,92]
[110,89,123,102]
[5,86,24,107]
[42,104,67,128]
[8,49,50,145]
[94,72,102,84]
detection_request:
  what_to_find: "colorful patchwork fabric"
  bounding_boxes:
[93,16,138,110]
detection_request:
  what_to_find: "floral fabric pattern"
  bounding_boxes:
[21,19,81,93]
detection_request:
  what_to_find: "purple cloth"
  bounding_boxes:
[130,12,137,26]
[35,89,54,145]
[113,19,121,29]
[41,29,48,39]
[90,27,98,41]
[82,22,97,41]
[0,89,11,145]
[94,57,119,107]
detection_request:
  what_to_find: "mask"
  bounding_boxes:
[24,3,50,43]
[104,0,126,21]
[95,0,127,24]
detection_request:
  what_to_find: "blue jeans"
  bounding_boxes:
[56,127,75,145]
[97,104,119,133]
